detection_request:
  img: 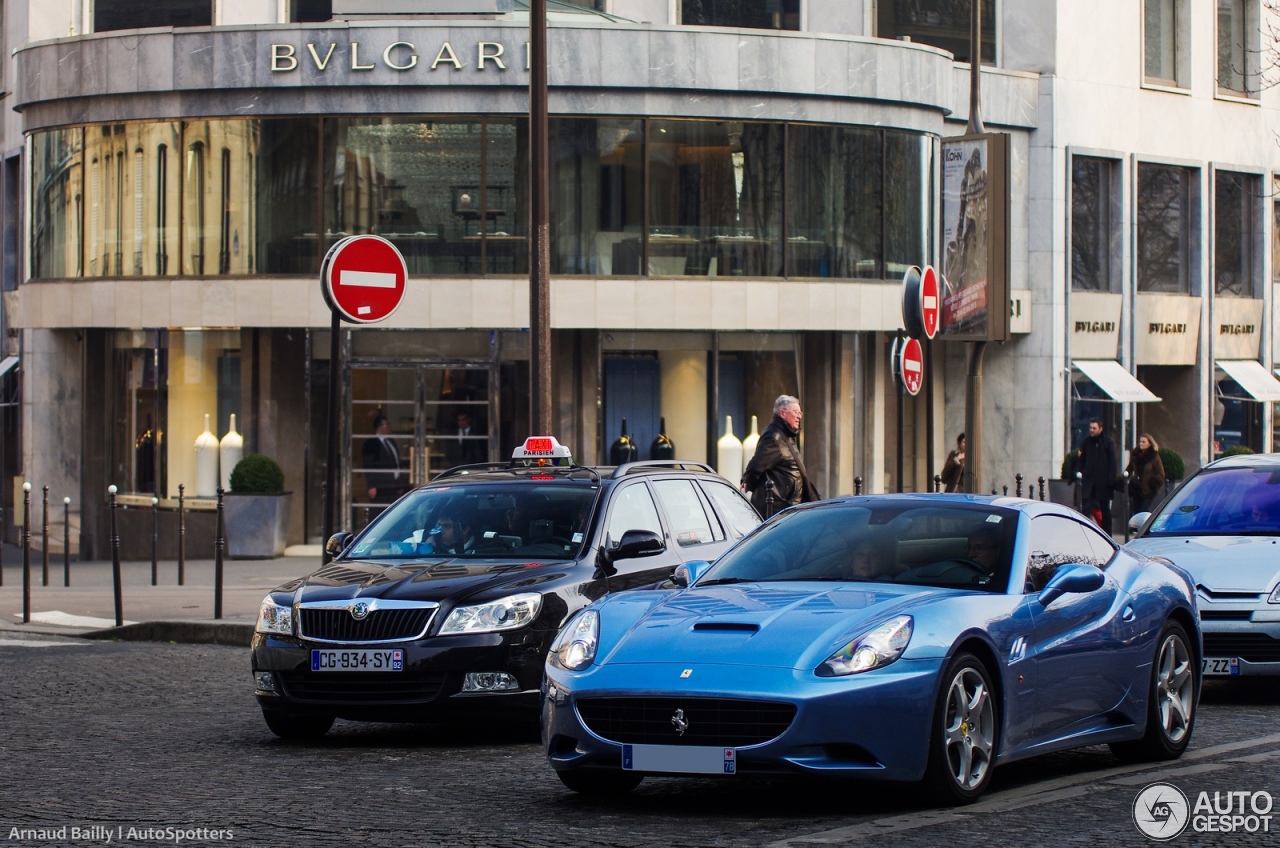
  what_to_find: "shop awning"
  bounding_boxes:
[1216,359,1280,402]
[1071,360,1162,403]
[0,356,17,378]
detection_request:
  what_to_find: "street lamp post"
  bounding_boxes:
[529,0,552,435]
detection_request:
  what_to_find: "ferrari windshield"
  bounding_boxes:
[346,482,599,559]
[699,501,1017,592]
[1146,466,1280,536]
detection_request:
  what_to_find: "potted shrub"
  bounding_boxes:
[224,454,290,558]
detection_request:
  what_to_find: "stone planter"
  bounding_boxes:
[1046,479,1077,509]
[224,492,291,559]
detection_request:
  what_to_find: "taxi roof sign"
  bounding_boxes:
[512,436,573,462]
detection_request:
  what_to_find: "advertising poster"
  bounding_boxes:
[941,136,989,338]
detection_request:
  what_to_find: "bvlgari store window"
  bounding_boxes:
[107,329,241,498]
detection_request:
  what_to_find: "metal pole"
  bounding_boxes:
[150,496,159,586]
[896,374,905,494]
[323,311,340,563]
[109,485,123,628]
[963,342,986,494]
[529,0,552,434]
[214,487,225,620]
[21,482,31,623]
[968,0,985,135]
[63,496,71,586]
[177,483,186,585]
[41,485,49,586]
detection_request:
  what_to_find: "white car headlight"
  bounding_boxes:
[818,615,913,676]
[1269,584,1280,604]
[549,609,599,671]
[440,593,543,634]
[256,596,294,636]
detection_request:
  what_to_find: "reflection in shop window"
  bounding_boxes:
[94,0,211,31]
[1214,171,1259,298]
[876,0,996,64]
[31,128,83,280]
[1137,163,1197,294]
[683,0,799,31]
[1071,156,1119,292]
[1273,176,1280,289]
[786,125,881,278]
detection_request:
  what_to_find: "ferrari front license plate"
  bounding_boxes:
[310,648,403,672]
[1202,657,1239,676]
[622,744,736,775]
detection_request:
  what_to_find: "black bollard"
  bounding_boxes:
[150,496,159,586]
[41,485,49,587]
[177,483,186,586]
[109,485,123,627]
[22,482,31,624]
[1038,476,1046,502]
[1002,486,1008,496]
[63,496,71,586]
[215,487,225,620]
[1015,474,1023,498]
[934,474,942,493]
[854,476,863,496]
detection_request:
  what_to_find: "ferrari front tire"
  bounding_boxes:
[924,652,998,805]
[555,769,643,796]
[1110,620,1197,762]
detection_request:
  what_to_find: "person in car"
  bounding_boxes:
[425,510,475,556]
[846,541,898,582]
[965,525,1002,574]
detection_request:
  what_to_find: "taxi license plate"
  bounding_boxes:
[1202,657,1239,676]
[622,744,736,775]
[310,649,403,672]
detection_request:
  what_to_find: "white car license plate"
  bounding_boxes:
[310,648,403,672]
[622,744,736,775]
[1202,657,1239,676]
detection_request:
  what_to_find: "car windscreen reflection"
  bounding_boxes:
[1146,467,1280,536]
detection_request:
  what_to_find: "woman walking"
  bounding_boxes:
[1126,433,1166,514]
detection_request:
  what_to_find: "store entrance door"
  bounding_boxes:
[349,363,493,531]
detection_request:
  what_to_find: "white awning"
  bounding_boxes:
[1071,360,1162,403]
[0,356,17,378]
[1217,359,1280,402]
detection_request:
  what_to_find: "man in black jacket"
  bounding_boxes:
[741,395,820,519]
[1076,417,1118,533]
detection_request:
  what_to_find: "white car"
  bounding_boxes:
[1128,453,1280,678]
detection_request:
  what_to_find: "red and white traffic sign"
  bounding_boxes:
[920,265,940,339]
[897,337,924,396]
[321,235,408,324]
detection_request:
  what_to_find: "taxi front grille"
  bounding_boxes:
[277,670,448,703]
[576,697,796,747]
[298,607,435,643]
[1203,633,1280,663]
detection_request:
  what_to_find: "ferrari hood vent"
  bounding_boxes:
[693,622,760,632]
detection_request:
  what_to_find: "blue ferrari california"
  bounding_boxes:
[542,495,1201,804]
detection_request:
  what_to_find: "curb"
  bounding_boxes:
[81,621,255,647]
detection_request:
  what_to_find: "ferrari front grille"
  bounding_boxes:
[576,697,796,747]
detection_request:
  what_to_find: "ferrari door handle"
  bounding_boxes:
[1121,605,1135,622]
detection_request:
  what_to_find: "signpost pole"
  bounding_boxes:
[530,0,552,435]
[963,0,985,495]
[323,310,340,563]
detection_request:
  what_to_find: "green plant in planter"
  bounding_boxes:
[1059,450,1078,480]
[1221,445,1255,457]
[1158,446,1185,481]
[230,454,285,494]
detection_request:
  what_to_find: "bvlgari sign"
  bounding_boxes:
[271,40,522,72]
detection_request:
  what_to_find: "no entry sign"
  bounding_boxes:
[321,235,408,324]
[901,265,940,340]
[896,337,924,396]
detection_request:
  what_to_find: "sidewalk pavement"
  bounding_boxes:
[0,541,321,646]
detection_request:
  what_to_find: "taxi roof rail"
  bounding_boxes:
[610,460,717,478]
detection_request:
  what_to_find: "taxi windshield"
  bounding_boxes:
[346,483,599,559]
[1146,466,1280,536]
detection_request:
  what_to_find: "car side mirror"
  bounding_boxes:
[672,559,712,588]
[1128,512,1151,534]
[325,531,354,558]
[609,529,665,563]
[1039,563,1105,607]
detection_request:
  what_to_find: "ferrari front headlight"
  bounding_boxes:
[549,609,599,671]
[256,596,294,636]
[440,593,543,634]
[818,615,913,676]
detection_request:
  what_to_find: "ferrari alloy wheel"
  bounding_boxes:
[555,769,643,796]
[1110,620,1197,762]
[261,709,335,740]
[925,652,998,804]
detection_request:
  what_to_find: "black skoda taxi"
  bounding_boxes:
[251,436,761,738]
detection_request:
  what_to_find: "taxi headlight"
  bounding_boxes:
[549,609,599,671]
[818,615,913,677]
[1269,584,1280,604]
[440,593,543,634]
[256,596,294,636]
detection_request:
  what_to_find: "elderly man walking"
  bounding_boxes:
[741,394,820,519]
